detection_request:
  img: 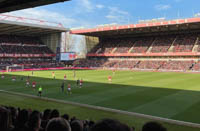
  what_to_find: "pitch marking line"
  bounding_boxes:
[0,89,200,128]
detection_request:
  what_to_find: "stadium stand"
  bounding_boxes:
[151,35,176,53]
[172,34,197,52]
[0,35,53,54]
[0,35,66,71]
[131,37,154,53]
[0,105,167,131]
[72,32,200,72]
[115,38,135,53]
[70,16,200,72]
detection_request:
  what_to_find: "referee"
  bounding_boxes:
[38,86,43,97]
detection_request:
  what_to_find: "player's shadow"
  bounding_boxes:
[1,73,200,124]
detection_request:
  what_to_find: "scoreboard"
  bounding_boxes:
[60,52,76,61]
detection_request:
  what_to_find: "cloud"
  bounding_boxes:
[154,4,171,11]
[105,7,130,24]
[4,8,78,28]
[3,7,99,28]
[78,0,93,12]
[174,0,183,2]
[96,4,104,9]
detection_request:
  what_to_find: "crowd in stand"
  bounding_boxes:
[0,35,54,54]
[0,106,167,131]
[0,35,60,70]
[135,61,164,70]
[0,45,53,54]
[131,37,154,53]
[89,34,199,54]
[160,60,194,71]
[115,38,135,53]
[73,59,199,71]
[78,33,200,72]
[0,59,65,70]
[151,36,175,53]
[172,34,197,52]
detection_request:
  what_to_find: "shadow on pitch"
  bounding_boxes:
[1,72,200,124]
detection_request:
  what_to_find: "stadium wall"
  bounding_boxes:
[66,33,87,58]
[40,33,62,53]
[85,36,99,53]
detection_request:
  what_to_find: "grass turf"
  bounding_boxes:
[1,70,200,130]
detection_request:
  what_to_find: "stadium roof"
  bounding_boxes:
[0,14,67,36]
[0,0,70,13]
[70,17,200,37]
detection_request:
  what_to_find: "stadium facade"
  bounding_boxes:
[71,17,200,72]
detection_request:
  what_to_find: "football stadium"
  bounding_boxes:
[1,0,200,131]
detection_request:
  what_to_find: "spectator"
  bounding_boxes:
[46,117,71,131]
[13,109,29,131]
[50,109,60,119]
[90,118,132,131]
[0,107,13,131]
[142,122,167,131]
[25,110,41,131]
[62,114,70,122]
[41,109,51,130]
[70,120,83,131]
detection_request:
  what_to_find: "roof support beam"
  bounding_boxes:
[0,0,70,13]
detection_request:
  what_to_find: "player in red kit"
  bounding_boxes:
[79,79,83,88]
[67,84,72,95]
[108,75,112,83]
[12,76,16,81]
[26,79,30,87]
[32,81,36,89]
[1,72,5,79]
[64,74,67,81]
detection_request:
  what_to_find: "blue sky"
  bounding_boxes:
[5,0,200,28]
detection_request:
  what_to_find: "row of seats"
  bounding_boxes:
[0,105,167,131]
[0,35,43,45]
[73,59,200,71]
[0,45,53,54]
[173,34,197,52]
[151,35,175,53]
[0,59,65,70]
[0,35,54,54]
[89,34,199,54]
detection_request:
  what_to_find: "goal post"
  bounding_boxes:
[6,65,24,72]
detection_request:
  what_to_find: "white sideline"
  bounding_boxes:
[0,89,200,128]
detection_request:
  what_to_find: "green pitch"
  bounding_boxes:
[1,70,200,131]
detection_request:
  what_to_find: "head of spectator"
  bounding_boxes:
[16,109,29,128]
[0,107,12,131]
[142,122,167,131]
[62,114,70,121]
[88,120,95,128]
[9,106,18,126]
[27,110,41,131]
[43,109,51,120]
[90,118,132,131]
[70,120,83,131]
[46,117,71,131]
[70,116,77,122]
[50,109,59,119]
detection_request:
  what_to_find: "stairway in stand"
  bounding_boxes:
[146,38,157,53]
[192,36,199,52]
[168,36,178,52]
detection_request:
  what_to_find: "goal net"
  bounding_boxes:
[6,65,24,72]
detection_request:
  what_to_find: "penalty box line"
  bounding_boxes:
[0,89,200,128]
